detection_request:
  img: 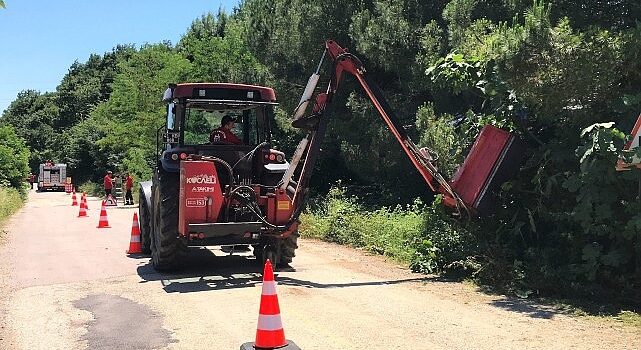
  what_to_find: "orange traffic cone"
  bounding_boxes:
[81,193,90,210]
[241,259,300,350]
[96,200,111,228]
[126,212,142,254]
[77,197,88,218]
[71,192,78,206]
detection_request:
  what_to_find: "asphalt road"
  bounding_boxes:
[0,190,639,349]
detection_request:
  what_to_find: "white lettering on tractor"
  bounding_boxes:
[186,174,217,184]
[191,186,216,193]
[186,198,207,207]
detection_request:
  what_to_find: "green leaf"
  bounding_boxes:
[580,122,615,138]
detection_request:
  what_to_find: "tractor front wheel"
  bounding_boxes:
[279,231,299,265]
[254,231,299,268]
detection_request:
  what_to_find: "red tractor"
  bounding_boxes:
[139,83,299,271]
[140,40,521,272]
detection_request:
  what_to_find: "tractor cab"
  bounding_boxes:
[159,83,287,186]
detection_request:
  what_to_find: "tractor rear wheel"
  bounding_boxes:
[138,187,151,255]
[151,167,186,271]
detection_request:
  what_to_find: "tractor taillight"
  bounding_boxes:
[180,153,187,160]
[263,150,286,163]
[171,153,179,161]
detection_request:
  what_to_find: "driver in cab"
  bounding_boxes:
[209,115,242,145]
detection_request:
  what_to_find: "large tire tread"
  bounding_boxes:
[278,231,299,265]
[151,167,187,271]
[138,187,152,255]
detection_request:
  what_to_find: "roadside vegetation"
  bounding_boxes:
[0,125,30,226]
[1,0,640,309]
[300,185,478,277]
[77,182,103,198]
[0,187,23,227]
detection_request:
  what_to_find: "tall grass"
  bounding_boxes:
[0,186,24,227]
[299,185,478,274]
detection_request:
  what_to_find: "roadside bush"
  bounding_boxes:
[410,196,479,275]
[0,186,24,226]
[467,122,641,301]
[78,181,103,197]
[554,123,640,300]
[300,185,420,262]
[300,184,479,274]
[0,125,30,191]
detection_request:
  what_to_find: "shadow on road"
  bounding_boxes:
[136,247,441,294]
[277,276,437,289]
[137,247,264,293]
[489,295,641,320]
[489,299,561,319]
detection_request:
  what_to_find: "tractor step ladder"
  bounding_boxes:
[113,176,123,205]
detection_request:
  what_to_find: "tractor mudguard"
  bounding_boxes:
[160,155,181,173]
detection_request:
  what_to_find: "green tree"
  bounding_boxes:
[178,12,268,83]
[0,125,30,189]
[92,43,192,181]
[55,45,135,130]
[0,90,60,172]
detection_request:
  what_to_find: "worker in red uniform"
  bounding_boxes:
[209,115,242,145]
[103,170,113,198]
[124,173,134,205]
[28,173,35,189]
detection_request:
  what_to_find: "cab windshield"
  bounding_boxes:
[181,104,265,146]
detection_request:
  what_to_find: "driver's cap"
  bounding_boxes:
[221,115,237,125]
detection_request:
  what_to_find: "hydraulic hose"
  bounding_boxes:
[195,155,235,186]
[228,185,286,229]
[232,141,269,171]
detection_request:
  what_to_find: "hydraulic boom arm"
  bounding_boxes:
[280,40,468,230]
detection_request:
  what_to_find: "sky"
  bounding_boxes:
[0,0,240,113]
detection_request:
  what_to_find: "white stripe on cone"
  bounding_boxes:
[261,281,277,296]
[257,314,284,331]
[130,235,141,243]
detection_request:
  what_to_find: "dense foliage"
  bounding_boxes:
[0,124,30,223]
[2,1,640,304]
[0,125,30,190]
